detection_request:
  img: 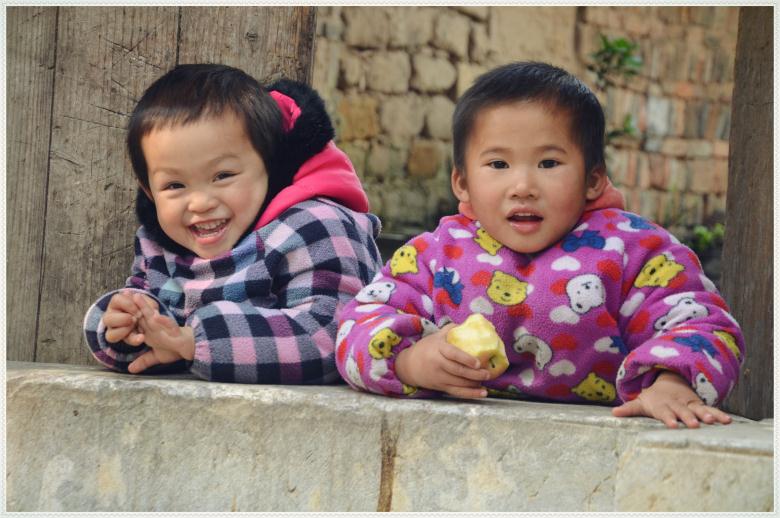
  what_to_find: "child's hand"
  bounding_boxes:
[612,371,732,428]
[395,324,493,399]
[102,291,157,345]
[127,293,195,374]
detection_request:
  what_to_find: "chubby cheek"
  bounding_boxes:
[155,205,186,238]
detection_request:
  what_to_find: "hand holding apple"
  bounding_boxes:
[446,313,509,377]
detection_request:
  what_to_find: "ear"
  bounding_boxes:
[138,179,154,201]
[451,168,470,204]
[585,165,608,201]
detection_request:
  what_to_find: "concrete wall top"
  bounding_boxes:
[7,362,773,512]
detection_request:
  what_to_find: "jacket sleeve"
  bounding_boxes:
[82,233,187,374]
[336,231,450,398]
[186,202,382,384]
[614,220,745,406]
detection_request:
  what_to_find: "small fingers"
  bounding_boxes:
[105,326,133,344]
[153,312,179,330]
[689,402,732,425]
[611,398,643,417]
[128,351,160,374]
[102,311,135,329]
[107,292,135,312]
[443,384,488,399]
[141,295,159,312]
[439,342,483,370]
[669,402,700,429]
[124,330,146,346]
[441,358,490,382]
[655,404,680,429]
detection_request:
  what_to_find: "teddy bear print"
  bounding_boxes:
[693,371,718,406]
[368,328,401,359]
[566,273,606,314]
[572,372,616,402]
[512,327,553,370]
[634,252,685,288]
[390,245,419,277]
[356,281,397,304]
[487,271,529,306]
[654,297,708,332]
[474,227,503,255]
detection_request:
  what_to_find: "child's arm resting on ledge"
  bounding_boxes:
[612,222,745,427]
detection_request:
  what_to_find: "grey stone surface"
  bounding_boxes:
[7,362,773,512]
[615,423,774,511]
[411,54,457,93]
[367,51,411,93]
[432,11,471,58]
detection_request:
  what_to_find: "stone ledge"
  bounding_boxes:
[6,362,773,512]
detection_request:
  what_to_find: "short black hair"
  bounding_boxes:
[127,63,283,190]
[452,61,605,176]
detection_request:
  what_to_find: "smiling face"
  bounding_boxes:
[452,100,606,254]
[141,111,268,259]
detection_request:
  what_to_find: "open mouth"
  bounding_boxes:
[190,219,229,238]
[508,213,543,223]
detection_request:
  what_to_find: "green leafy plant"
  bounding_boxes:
[587,35,643,90]
[684,223,725,257]
[606,113,638,143]
[587,34,643,145]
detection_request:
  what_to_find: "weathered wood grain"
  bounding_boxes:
[178,6,316,84]
[35,7,179,365]
[720,7,773,419]
[6,7,58,361]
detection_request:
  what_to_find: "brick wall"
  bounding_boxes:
[311,6,738,236]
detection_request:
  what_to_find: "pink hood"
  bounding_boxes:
[255,90,370,229]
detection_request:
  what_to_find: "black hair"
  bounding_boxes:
[127,63,284,190]
[452,61,606,176]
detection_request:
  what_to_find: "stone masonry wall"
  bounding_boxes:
[311,6,738,237]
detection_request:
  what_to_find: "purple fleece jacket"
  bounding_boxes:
[336,209,744,406]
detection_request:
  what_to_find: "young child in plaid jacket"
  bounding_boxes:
[83,64,382,383]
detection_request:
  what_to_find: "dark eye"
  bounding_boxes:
[215,171,235,181]
[163,182,185,191]
[488,160,509,169]
[539,159,559,169]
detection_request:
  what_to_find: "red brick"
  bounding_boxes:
[660,137,688,157]
[712,140,729,159]
[674,81,698,99]
[637,153,651,189]
[711,158,728,194]
[647,153,669,189]
[407,139,443,179]
[689,159,713,193]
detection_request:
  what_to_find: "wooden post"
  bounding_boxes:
[720,7,773,420]
[5,7,316,365]
[6,7,58,362]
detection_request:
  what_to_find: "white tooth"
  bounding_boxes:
[194,220,225,231]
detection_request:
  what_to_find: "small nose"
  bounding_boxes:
[188,189,218,213]
[508,168,539,199]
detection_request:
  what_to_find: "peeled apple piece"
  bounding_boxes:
[446,313,509,377]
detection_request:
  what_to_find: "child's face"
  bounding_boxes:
[452,100,605,254]
[141,111,268,259]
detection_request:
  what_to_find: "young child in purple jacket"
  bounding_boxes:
[83,64,382,383]
[336,62,744,428]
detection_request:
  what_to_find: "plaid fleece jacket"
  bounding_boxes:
[84,197,381,383]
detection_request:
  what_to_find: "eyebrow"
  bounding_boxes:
[149,153,241,175]
[478,145,568,157]
[535,145,568,154]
